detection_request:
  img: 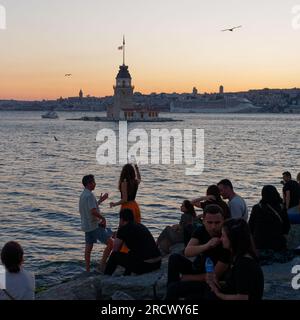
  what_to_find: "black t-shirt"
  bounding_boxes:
[121,180,138,201]
[117,222,161,261]
[222,256,264,300]
[191,226,231,269]
[283,180,300,208]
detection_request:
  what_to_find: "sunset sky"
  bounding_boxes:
[0,0,300,100]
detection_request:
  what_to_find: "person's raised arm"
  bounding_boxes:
[184,237,220,257]
[98,193,109,205]
[191,195,216,208]
[191,197,205,208]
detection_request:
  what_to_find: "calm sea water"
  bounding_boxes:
[1,111,300,288]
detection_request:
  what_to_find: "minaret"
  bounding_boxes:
[112,36,134,120]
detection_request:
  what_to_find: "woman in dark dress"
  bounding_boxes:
[110,163,141,223]
[249,185,290,252]
[110,163,142,254]
[208,219,264,300]
[248,185,293,264]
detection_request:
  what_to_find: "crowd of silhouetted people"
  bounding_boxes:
[1,167,300,300]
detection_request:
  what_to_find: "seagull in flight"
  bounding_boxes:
[65,74,72,77]
[222,25,242,32]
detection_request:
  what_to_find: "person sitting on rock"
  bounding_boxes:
[217,179,248,221]
[165,204,230,300]
[104,209,161,276]
[191,184,231,220]
[157,200,197,255]
[207,219,264,300]
[0,241,35,300]
[249,185,293,264]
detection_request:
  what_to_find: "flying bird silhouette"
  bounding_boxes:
[221,25,242,32]
[65,74,72,77]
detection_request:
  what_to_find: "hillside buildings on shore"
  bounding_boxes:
[1,87,300,113]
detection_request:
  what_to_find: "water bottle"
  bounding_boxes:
[205,257,214,284]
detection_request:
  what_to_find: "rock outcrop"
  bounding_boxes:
[36,244,182,301]
[37,226,300,300]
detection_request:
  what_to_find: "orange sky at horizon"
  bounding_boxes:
[0,0,300,100]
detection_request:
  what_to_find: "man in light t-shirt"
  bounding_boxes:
[79,175,113,272]
[217,179,248,221]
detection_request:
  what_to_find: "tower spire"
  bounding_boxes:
[123,35,125,66]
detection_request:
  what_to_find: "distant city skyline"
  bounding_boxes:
[0,0,300,100]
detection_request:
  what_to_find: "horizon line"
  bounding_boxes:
[1,86,300,102]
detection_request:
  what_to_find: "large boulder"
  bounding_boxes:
[36,273,103,300]
[36,244,183,301]
[100,271,163,300]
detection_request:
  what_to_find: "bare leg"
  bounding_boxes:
[99,238,114,271]
[85,243,93,272]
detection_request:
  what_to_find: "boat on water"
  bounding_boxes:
[41,111,59,119]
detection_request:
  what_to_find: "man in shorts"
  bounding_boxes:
[79,175,113,272]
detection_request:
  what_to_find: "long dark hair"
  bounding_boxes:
[206,185,222,202]
[119,164,137,193]
[260,185,282,208]
[1,241,24,273]
[222,219,257,260]
[182,200,196,218]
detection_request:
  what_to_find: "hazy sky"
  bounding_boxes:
[0,0,300,100]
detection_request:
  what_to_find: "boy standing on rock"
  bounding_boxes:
[79,175,113,272]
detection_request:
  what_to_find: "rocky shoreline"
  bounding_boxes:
[36,235,300,300]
